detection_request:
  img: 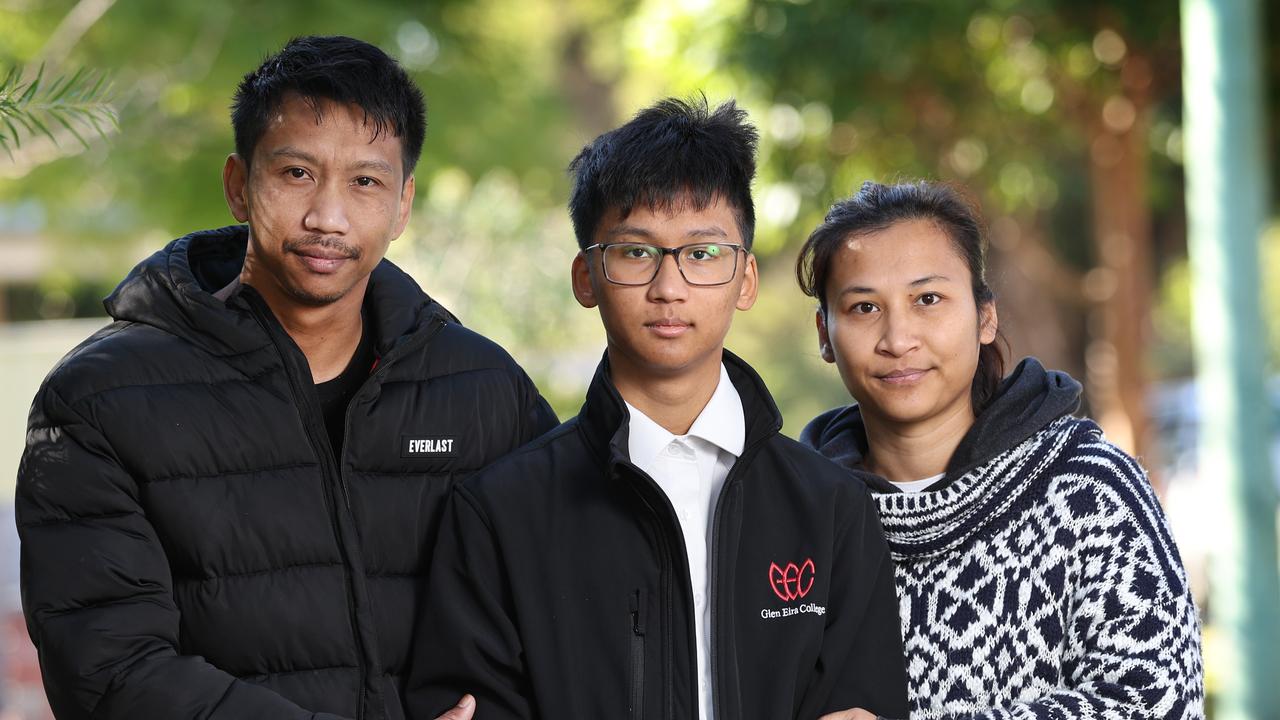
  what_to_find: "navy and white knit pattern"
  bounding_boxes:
[874,417,1204,719]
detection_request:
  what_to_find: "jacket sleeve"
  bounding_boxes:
[801,483,910,719]
[404,485,536,720]
[17,382,347,720]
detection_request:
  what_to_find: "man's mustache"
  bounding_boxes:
[284,235,362,259]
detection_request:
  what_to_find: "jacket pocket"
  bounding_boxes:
[629,588,646,720]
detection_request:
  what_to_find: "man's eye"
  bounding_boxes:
[355,176,378,187]
[287,168,307,179]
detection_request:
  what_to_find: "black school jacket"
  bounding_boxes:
[406,351,908,719]
[16,226,557,720]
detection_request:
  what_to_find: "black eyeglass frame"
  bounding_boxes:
[582,241,749,287]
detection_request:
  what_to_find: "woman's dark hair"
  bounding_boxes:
[231,35,427,177]
[795,180,1008,415]
[567,96,758,249]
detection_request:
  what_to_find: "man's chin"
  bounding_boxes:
[282,283,352,307]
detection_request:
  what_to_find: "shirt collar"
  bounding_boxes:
[688,363,745,457]
[624,363,746,465]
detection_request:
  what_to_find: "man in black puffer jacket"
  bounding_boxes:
[16,37,555,720]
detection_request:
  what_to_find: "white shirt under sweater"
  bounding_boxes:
[624,363,744,720]
[892,472,944,494]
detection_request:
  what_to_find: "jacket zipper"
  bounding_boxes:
[623,465,686,720]
[245,294,373,720]
[707,442,766,720]
[629,588,647,719]
[334,314,448,720]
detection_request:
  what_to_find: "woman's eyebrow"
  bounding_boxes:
[909,274,950,287]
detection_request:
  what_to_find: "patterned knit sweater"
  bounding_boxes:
[870,416,1204,718]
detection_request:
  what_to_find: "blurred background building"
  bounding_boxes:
[2,0,1277,717]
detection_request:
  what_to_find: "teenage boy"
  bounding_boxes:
[407,98,908,719]
[17,36,552,720]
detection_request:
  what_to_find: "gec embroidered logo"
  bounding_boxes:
[760,557,825,621]
[769,558,815,602]
[401,435,458,458]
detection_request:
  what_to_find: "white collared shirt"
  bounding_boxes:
[625,363,745,720]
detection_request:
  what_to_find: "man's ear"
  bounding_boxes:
[571,252,598,309]
[223,154,250,223]
[735,252,759,311]
[816,308,835,364]
[391,174,416,239]
[978,300,998,345]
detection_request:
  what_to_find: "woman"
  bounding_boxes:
[797,181,1203,719]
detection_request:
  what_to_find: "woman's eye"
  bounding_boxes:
[917,292,942,306]
[851,302,877,314]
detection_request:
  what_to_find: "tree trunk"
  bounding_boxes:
[1084,57,1158,479]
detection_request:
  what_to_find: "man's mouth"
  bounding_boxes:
[288,241,359,274]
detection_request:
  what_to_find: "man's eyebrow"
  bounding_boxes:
[268,148,395,176]
[270,146,320,165]
[349,158,396,176]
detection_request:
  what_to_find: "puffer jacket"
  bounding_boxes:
[16,226,557,720]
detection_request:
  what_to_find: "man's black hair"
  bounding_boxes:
[231,35,426,177]
[568,96,758,249]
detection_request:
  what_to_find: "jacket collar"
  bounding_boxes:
[576,349,783,470]
[104,225,456,360]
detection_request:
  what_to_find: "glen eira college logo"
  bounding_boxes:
[769,559,815,601]
[761,558,826,621]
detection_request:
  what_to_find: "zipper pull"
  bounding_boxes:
[630,588,646,635]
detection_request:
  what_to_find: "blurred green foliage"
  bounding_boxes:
[1,0,1278,424]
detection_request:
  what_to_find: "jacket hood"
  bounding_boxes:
[577,349,784,466]
[799,357,1082,492]
[103,225,455,358]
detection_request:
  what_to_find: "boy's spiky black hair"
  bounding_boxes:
[568,96,758,249]
[231,35,426,177]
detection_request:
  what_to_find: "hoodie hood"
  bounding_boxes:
[103,225,455,359]
[799,357,1082,492]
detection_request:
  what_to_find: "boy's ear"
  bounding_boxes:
[735,252,759,311]
[816,309,835,363]
[571,252,598,308]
